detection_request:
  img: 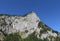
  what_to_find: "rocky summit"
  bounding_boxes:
[0,11,60,41]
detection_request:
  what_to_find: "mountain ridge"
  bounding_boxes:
[0,11,60,41]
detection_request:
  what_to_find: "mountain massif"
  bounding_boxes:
[0,11,60,41]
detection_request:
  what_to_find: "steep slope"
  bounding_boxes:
[0,11,60,41]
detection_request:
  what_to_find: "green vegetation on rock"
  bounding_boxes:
[3,32,22,41]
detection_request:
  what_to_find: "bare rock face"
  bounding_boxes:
[0,12,40,38]
[0,11,60,41]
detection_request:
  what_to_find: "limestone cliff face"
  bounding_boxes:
[0,12,40,39]
[0,11,60,41]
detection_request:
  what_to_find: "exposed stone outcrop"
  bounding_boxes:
[0,11,40,39]
[0,11,60,41]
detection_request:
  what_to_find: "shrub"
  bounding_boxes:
[3,33,22,41]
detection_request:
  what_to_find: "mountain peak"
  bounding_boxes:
[0,12,60,41]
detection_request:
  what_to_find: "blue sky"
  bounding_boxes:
[0,0,60,32]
